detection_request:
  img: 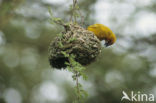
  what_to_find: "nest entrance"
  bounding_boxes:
[48,23,101,69]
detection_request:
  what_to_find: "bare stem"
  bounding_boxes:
[76,71,80,103]
[78,10,84,25]
[70,0,78,22]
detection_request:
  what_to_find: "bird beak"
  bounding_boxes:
[104,42,109,47]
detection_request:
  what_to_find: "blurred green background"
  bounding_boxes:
[0,0,156,103]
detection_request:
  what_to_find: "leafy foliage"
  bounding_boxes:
[48,7,65,26]
[62,52,88,103]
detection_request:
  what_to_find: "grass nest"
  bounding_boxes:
[48,23,101,69]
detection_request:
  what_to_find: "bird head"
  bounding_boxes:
[87,23,116,47]
[105,33,116,47]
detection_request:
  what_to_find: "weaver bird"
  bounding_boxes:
[87,24,116,47]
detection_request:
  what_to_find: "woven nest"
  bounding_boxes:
[48,23,101,69]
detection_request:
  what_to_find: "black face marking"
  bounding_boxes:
[104,40,112,47]
[105,42,110,47]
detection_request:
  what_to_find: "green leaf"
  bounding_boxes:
[48,7,53,17]
[61,51,69,57]
[58,42,63,48]
[80,89,88,98]
[68,37,77,43]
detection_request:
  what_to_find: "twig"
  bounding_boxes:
[76,71,80,103]
[78,10,85,26]
[70,0,78,22]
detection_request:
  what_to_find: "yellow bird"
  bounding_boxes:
[87,24,116,47]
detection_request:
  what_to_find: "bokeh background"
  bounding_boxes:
[0,0,156,103]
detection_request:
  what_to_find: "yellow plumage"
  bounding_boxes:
[87,24,116,47]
